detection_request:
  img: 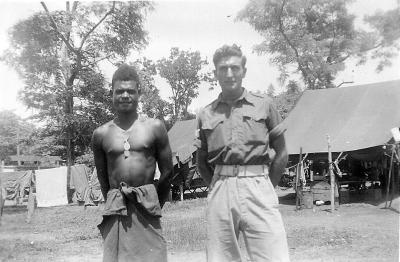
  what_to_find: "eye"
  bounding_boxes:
[231,66,240,72]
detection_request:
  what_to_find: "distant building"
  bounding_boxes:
[5,155,64,169]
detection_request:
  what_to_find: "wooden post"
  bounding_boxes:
[385,146,395,208]
[179,183,184,201]
[26,173,36,223]
[327,135,335,212]
[17,127,21,166]
[295,147,302,210]
[0,176,4,220]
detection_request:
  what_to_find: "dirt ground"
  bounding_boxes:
[0,189,398,262]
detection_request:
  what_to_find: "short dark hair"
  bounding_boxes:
[111,64,140,90]
[212,44,247,67]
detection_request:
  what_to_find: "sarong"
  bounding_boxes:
[98,183,167,262]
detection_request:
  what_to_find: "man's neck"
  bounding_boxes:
[115,111,138,130]
[221,87,244,104]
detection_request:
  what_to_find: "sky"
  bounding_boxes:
[0,0,399,119]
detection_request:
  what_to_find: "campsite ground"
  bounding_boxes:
[0,188,398,262]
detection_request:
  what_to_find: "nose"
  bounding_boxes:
[121,91,129,98]
[226,67,234,77]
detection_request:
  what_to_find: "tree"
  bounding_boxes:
[134,58,173,125]
[267,83,276,97]
[273,91,302,120]
[156,47,214,123]
[2,2,154,167]
[237,0,400,89]
[0,110,35,161]
[272,80,302,119]
[286,80,301,94]
[357,8,400,72]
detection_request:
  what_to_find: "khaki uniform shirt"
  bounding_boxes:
[197,89,285,166]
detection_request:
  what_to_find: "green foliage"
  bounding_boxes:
[1,2,153,162]
[238,0,400,89]
[0,110,36,160]
[75,149,94,167]
[273,80,303,119]
[358,8,400,72]
[134,58,173,125]
[156,47,215,124]
[24,127,65,157]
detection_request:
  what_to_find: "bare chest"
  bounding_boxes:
[103,124,155,155]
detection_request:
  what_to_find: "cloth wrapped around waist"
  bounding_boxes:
[102,182,162,218]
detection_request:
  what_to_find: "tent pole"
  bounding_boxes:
[385,147,395,208]
[295,147,302,210]
[327,135,335,212]
[26,172,36,223]
[388,144,399,208]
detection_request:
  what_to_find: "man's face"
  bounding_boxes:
[214,56,246,98]
[112,80,140,113]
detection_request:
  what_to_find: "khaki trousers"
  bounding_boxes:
[206,165,290,262]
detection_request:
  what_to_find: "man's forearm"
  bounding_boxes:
[269,153,288,187]
[156,175,171,208]
[197,149,213,185]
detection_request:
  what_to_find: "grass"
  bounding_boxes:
[162,198,207,251]
[0,194,399,261]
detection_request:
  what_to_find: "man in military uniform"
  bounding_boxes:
[196,44,290,262]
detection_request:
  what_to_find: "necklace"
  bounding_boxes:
[123,135,130,158]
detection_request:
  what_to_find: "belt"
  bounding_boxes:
[215,164,269,177]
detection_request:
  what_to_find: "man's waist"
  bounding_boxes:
[214,164,269,177]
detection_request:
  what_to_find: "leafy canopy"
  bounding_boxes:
[238,0,400,89]
[156,47,215,123]
[2,2,153,160]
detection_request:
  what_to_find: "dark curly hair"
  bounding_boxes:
[212,44,247,67]
[111,64,141,91]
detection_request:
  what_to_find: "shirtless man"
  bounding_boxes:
[92,64,173,262]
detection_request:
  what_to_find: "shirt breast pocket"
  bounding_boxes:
[242,111,268,144]
[201,117,225,152]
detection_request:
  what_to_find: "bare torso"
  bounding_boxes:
[98,119,158,188]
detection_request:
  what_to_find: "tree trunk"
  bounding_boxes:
[65,90,74,203]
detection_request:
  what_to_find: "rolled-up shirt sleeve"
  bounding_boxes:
[267,102,286,142]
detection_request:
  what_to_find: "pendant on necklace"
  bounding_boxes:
[123,137,130,158]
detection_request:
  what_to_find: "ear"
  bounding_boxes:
[213,69,217,79]
[109,83,113,96]
[242,67,247,78]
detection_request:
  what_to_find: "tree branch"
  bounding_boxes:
[40,2,78,56]
[82,54,114,69]
[328,12,336,61]
[277,0,311,87]
[78,1,116,51]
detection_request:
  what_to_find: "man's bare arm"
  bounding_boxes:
[195,117,213,186]
[196,148,213,186]
[269,134,288,187]
[92,129,109,200]
[153,120,173,208]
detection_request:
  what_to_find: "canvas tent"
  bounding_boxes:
[167,119,206,199]
[281,80,400,206]
[282,80,400,156]
[168,119,197,165]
